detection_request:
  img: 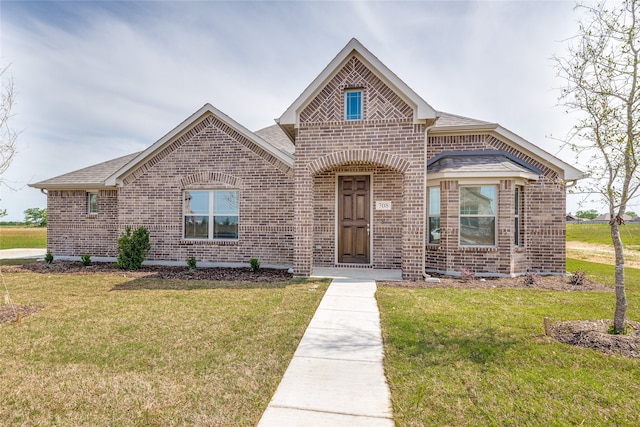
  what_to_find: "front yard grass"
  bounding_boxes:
[378,261,640,426]
[567,223,640,249]
[0,270,328,426]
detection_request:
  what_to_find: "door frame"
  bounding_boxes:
[334,172,373,265]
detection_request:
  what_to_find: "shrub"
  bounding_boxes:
[249,258,260,272]
[523,272,540,286]
[80,254,92,267]
[569,269,589,286]
[187,256,197,270]
[116,226,151,270]
[44,250,53,265]
[460,267,476,282]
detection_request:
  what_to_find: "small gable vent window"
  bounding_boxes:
[345,90,362,121]
[87,192,98,215]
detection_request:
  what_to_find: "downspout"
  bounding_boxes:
[40,189,48,196]
[422,121,437,279]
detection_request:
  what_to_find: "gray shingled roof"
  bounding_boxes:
[434,111,492,128]
[30,152,141,189]
[427,152,541,176]
[254,124,295,155]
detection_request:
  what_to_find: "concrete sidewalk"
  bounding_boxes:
[257,278,394,426]
[0,248,46,259]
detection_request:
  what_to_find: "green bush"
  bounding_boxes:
[249,258,260,272]
[187,256,197,270]
[80,253,92,267]
[116,226,151,270]
[44,250,53,265]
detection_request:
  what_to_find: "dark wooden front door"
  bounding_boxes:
[338,175,370,264]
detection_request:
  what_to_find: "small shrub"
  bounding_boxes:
[116,226,151,270]
[187,256,197,270]
[569,269,589,286]
[523,272,540,286]
[460,267,476,282]
[44,250,53,265]
[249,258,260,272]
[80,253,92,267]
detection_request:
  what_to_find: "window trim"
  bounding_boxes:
[459,185,497,247]
[183,189,239,241]
[344,89,363,121]
[87,192,99,215]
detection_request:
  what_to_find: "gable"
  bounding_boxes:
[106,104,294,187]
[300,56,413,124]
[278,38,438,140]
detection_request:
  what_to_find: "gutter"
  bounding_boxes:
[422,120,438,280]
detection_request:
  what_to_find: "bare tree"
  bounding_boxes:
[0,64,18,187]
[555,0,640,333]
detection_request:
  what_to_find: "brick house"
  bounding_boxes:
[30,39,584,280]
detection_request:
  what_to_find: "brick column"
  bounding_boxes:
[293,166,314,277]
[402,164,425,280]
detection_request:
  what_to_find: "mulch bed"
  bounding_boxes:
[3,261,638,359]
[7,260,293,282]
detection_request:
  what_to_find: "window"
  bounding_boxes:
[345,90,362,121]
[183,190,239,240]
[88,192,98,214]
[428,186,440,244]
[514,186,523,246]
[460,186,496,246]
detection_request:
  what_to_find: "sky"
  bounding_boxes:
[0,0,631,221]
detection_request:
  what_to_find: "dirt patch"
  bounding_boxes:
[566,241,640,269]
[0,304,41,324]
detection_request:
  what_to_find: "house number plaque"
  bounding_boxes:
[375,201,392,210]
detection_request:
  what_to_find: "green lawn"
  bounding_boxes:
[567,223,640,248]
[0,271,328,426]
[0,226,47,249]
[378,260,640,426]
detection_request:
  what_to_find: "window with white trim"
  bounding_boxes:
[459,186,496,246]
[183,190,239,240]
[87,192,98,214]
[345,90,362,121]
[428,186,440,244]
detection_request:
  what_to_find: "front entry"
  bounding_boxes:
[337,175,371,264]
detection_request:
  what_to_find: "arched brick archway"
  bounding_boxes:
[307,149,411,176]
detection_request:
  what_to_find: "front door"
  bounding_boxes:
[338,175,370,264]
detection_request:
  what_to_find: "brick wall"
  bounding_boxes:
[47,114,294,267]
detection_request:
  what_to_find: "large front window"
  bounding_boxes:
[460,186,496,246]
[184,190,239,240]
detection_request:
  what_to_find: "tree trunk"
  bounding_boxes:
[611,219,627,333]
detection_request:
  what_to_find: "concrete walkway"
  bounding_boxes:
[257,278,394,426]
[0,248,46,259]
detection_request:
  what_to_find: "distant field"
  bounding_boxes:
[567,223,640,248]
[0,227,47,249]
